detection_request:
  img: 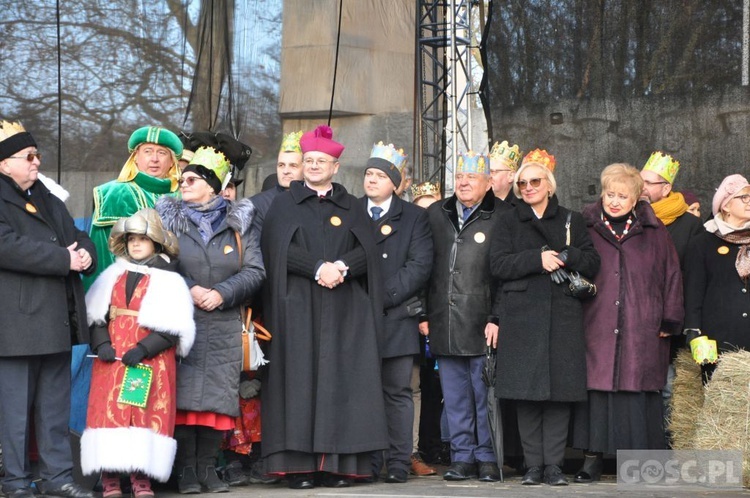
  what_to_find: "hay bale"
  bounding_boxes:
[693,350,750,487]
[669,348,704,449]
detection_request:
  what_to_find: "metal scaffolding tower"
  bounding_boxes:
[414,0,480,196]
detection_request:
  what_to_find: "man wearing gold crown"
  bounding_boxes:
[422,151,510,482]
[640,151,703,444]
[250,131,304,232]
[0,121,97,498]
[360,142,434,483]
[489,141,522,205]
[260,125,388,489]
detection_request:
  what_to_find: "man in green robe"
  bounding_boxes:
[83,126,183,288]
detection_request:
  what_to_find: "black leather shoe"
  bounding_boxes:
[574,453,603,483]
[319,473,351,488]
[287,474,315,490]
[477,461,502,482]
[7,488,35,498]
[521,466,543,485]
[43,483,94,498]
[442,461,477,481]
[544,465,568,486]
[385,468,408,483]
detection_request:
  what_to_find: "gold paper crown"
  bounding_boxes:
[411,181,441,200]
[0,121,27,142]
[642,151,680,184]
[280,131,303,154]
[190,146,232,189]
[521,149,556,173]
[489,141,522,171]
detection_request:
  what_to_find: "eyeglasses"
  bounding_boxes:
[8,152,41,162]
[516,178,543,189]
[642,180,668,187]
[733,194,750,205]
[303,158,334,167]
[179,176,205,187]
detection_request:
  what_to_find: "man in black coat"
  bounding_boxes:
[423,151,510,482]
[360,143,433,483]
[250,130,304,231]
[0,122,97,498]
[260,125,388,490]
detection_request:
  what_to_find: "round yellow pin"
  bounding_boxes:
[718,245,730,255]
[25,203,37,213]
[381,225,392,235]
[474,232,486,243]
[330,216,342,226]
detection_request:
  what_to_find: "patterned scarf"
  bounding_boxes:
[706,216,750,280]
[184,195,227,244]
[651,191,688,226]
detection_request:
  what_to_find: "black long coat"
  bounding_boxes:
[260,181,388,457]
[426,190,510,356]
[684,229,750,352]
[0,176,96,356]
[360,195,433,358]
[490,196,600,402]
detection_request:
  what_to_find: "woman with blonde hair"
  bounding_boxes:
[572,163,683,482]
[490,150,600,486]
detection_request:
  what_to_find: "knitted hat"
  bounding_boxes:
[109,208,179,259]
[366,142,406,187]
[300,125,344,158]
[0,121,36,162]
[183,146,232,194]
[681,189,699,206]
[712,174,750,216]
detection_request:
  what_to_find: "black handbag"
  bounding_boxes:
[564,213,597,300]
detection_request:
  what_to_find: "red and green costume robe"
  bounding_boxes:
[81,259,195,482]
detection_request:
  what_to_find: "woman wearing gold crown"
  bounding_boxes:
[0,121,97,498]
[156,146,265,493]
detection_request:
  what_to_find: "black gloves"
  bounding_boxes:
[97,342,116,363]
[121,344,148,366]
[550,268,570,284]
[404,296,424,317]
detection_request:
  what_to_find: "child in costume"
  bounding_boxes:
[80,208,195,497]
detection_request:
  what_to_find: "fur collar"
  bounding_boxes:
[85,258,196,357]
[156,196,256,236]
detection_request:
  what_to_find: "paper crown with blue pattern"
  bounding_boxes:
[369,141,407,170]
[456,151,488,175]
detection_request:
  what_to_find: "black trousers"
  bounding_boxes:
[373,355,414,474]
[516,400,570,468]
[0,352,75,493]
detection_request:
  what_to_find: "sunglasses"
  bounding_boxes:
[8,152,41,162]
[179,176,205,187]
[516,178,543,189]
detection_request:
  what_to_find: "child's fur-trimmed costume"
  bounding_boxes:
[81,218,195,482]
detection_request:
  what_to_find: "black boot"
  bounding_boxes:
[574,452,603,483]
[174,426,200,494]
[196,427,229,493]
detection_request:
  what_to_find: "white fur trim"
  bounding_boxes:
[37,173,70,203]
[80,427,176,482]
[85,259,196,356]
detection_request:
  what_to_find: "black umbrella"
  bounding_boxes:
[482,345,504,481]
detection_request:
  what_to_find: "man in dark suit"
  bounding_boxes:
[361,142,433,483]
[0,121,97,498]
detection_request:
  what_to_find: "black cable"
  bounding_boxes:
[56,0,62,182]
[327,0,344,126]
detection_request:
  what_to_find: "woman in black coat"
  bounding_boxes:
[684,174,750,374]
[490,154,600,486]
